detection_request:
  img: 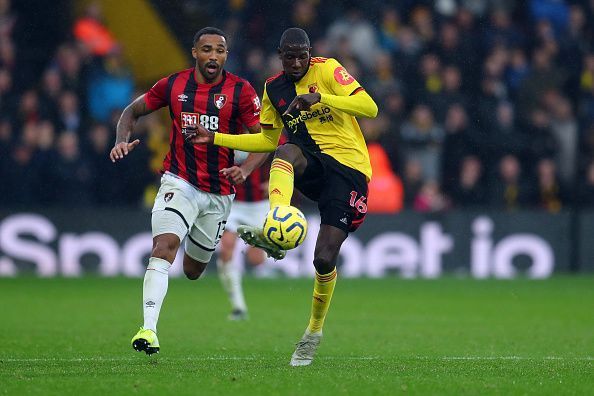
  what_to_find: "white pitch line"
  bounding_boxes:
[1,356,592,363]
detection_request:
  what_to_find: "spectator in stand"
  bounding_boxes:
[577,160,594,207]
[15,89,42,129]
[488,154,533,210]
[402,158,424,208]
[413,180,449,212]
[525,106,558,166]
[544,93,578,185]
[578,53,594,122]
[86,122,119,205]
[441,103,476,194]
[87,47,134,123]
[400,103,445,182]
[533,158,568,212]
[0,65,14,115]
[413,52,442,104]
[430,65,468,122]
[517,47,567,124]
[505,47,530,98]
[326,6,379,69]
[38,68,62,123]
[54,44,86,100]
[366,142,403,213]
[57,90,83,133]
[486,101,527,170]
[73,1,117,57]
[50,131,92,205]
[449,155,487,208]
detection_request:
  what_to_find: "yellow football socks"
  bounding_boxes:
[307,268,337,334]
[269,158,294,207]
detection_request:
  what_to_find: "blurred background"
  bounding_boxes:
[1,0,594,277]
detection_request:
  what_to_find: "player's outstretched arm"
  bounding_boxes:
[189,123,282,153]
[219,123,273,184]
[319,90,378,118]
[110,94,154,163]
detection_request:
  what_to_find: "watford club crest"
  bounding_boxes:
[214,94,227,109]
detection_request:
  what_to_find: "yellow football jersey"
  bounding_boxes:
[260,57,372,181]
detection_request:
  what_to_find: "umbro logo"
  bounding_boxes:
[178,94,188,102]
[145,301,155,307]
[340,216,348,225]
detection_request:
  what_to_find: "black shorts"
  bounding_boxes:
[293,145,368,233]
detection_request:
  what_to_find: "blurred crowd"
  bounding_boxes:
[2,0,594,213]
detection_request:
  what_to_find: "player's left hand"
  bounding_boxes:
[220,165,249,185]
[284,93,321,114]
[186,123,214,144]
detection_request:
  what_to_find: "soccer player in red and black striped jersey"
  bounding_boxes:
[110,27,269,355]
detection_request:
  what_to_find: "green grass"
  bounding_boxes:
[1,276,592,395]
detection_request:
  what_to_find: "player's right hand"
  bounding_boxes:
[220,166,248,185]
[110,139,140,163]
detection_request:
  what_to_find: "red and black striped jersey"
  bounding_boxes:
[145,68,261,195]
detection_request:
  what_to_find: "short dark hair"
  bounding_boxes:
[193,27,227,46]
[279,28,310,49]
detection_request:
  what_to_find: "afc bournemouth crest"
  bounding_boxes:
[164,192,174,202]
[214,94,227,109]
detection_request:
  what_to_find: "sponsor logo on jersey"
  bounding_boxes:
[283,107,332,132]
[214,94,227,109]
[178,94,188,102]
[334,66,355,85]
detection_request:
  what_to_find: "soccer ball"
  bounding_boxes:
[263,205,308,250]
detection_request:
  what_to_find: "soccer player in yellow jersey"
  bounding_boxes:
[188,27,378,366]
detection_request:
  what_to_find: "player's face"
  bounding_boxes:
[279,45,311,82]
[192,34,228,83]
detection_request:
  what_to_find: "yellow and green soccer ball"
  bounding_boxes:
[263,205,307,250]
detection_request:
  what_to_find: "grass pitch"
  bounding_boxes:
[1,276,592,395]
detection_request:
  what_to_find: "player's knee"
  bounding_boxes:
[183,262,207,280]
[274,145,306,172]
[152,235,180,262]
[184,268,202,280]
[313,243,341,274]
[313,254,336,275]
[183,254,208,280]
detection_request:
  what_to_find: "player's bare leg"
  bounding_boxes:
[217,230,248,320]
[131,233,179,355]
[291,225,346,366]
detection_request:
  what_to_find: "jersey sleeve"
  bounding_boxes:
[324,58,363,97]
[238,81,261,128]
[260,83,283,129]
[144,77,169,110]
